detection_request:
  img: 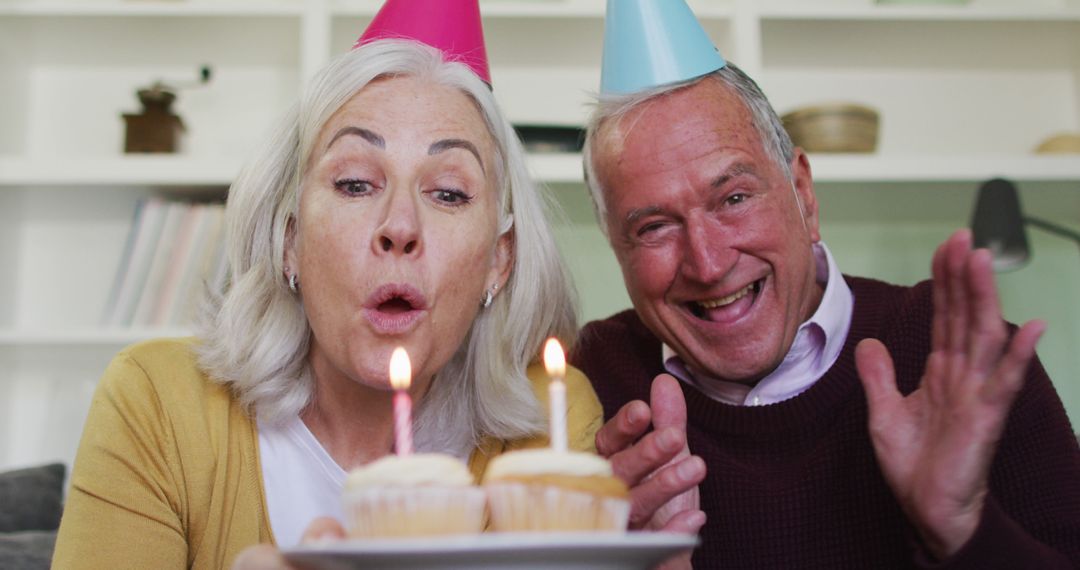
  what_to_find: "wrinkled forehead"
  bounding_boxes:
[318,76,496,152]
[595,82,761,187]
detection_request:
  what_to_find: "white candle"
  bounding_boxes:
[543,338,568,453]
[389,347,413,456]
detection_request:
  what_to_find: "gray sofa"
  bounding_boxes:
[0,463,64,570]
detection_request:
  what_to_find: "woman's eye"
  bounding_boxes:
[334,179,375,196]
[431,188,472,206]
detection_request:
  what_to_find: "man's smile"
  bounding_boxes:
[686,278,764,322]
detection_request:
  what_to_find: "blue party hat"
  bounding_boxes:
[601,0,726,96]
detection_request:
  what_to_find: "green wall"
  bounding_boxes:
[548,180,1080,427]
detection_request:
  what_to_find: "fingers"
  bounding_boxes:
[985,320,1045,406]
[931,236,949,353]
[855,338,901,431]
[944,229,972,359]
[300,517,346,544]
[650,511,705,570]
[964,248,1008,374]
[933,229,1015,387]
[595,400,651,459]
[649,374,688,432]
[611,427,688,486]
[658,509,707,535]
[627,456,707,528]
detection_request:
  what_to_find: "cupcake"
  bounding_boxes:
[342,453,486,538]
[482,448,630,532]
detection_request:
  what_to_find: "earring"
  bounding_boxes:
[289,273,300,294]
[480,283,499,309]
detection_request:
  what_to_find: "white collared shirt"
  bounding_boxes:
[662,242,854,406]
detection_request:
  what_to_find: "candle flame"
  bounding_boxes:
[543,337,566,380]
[389,347,411,390]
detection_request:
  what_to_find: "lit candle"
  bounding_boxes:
[389,347,413,456]
[543,338,568,453]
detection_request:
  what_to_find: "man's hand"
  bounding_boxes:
[596,374,707,569]
[855,229,1045,560]
[231,518,346,569]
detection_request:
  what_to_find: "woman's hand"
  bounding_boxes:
[855,229,1045,560]
[231,517,347,569]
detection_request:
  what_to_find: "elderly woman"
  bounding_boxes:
[51,38,601,569]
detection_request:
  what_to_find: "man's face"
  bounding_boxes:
[595,78,823,384]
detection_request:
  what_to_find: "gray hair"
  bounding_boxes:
[583,63,795,236]
[196,40,578,454]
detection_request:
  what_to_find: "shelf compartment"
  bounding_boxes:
[757,3,1080,23]
[328,12,734,127]
[0,15,301,158]
[759,18,1080,157]
[0,1,304,17]
[331,0,733,19]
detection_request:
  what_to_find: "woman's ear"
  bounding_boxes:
[283,214,298,278]
[488,228,515,297]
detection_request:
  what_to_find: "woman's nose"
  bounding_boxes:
[372,188,421,256]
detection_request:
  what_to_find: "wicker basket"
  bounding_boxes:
[1034,133,1080,154]
[781,103,880,153]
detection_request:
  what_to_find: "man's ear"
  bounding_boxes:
[790,148,821,243]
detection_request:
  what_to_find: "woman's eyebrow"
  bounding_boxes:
[429,138,485,173]
[327,126,385,150]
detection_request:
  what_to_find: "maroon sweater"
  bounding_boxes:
[571,276,1080,569]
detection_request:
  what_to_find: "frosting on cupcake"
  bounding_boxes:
[346,453,474,487]
[483,449,613,481]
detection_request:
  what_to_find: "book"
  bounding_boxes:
[130,201,190,327]
[101,198,147,326]
[105,197,169,327]
[160,203,225,326]
[148,203,205,327]
[176,203,226,326]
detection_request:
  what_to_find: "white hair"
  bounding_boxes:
[583,63,796,236]
[196,40,578,454]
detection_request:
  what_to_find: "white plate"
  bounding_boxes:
[283,531,697,570]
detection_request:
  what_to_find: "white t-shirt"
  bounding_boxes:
[257,416,346,548]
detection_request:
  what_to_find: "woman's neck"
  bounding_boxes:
[302,349,432,471]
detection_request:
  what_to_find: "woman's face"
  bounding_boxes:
[288,75,510,394]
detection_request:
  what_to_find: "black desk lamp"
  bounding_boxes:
[970,178,1080,272]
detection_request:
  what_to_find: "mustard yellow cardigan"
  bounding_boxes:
[52,338,603,569]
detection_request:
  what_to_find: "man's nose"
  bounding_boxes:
[679,213,735,285]
[372,186,421,256]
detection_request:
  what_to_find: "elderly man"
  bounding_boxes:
[574,1,1080,568]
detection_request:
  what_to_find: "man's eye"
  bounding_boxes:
[726,193,747,206]
[334,179,375,196]
[431,189,472,206]
[636,222,665,237]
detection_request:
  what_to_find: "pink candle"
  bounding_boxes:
[543,338,568,453]
[389,347,413,456]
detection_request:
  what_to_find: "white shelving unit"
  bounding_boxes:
[2,0,1079,470]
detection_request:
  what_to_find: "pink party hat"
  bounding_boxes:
[355,0,491,84]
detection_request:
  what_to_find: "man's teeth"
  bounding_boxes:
[699,282,755,309]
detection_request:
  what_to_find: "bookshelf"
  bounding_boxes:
[2,0,1080,470]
